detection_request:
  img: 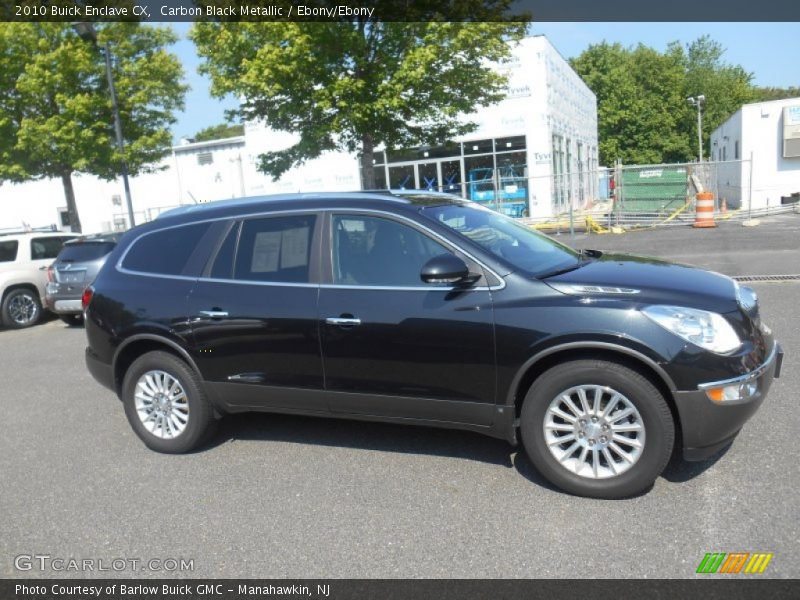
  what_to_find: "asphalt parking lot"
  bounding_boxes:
[1,214,799,579]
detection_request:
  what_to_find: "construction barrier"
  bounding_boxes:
[693,191,717,228]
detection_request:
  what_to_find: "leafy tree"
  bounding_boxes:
[0,23,186,232]
[571,36,754,165]
[191,16,527,187]
[192,122,245,142]
[752,86,800,102]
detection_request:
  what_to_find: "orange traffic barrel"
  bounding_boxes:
[694,191,717,228]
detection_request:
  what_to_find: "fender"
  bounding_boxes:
[503,339,678,407]
[113,332,201,377]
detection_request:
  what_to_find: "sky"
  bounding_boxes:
[167,22,800,142]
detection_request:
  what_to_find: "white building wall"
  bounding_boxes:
[711,97,800,210]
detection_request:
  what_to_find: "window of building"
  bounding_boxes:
[332,215,450,287]
[197,151,214,166]
[0,240,19,263]
[234,215,316,283]
[495,136,527,152]
[122,223,211,275]
[463,139,493,155]
[735,140,740,160]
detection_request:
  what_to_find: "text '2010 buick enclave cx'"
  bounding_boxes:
[83,192,782,498]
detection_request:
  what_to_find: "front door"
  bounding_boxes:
[318,212,496,425]
[188,213,325,411]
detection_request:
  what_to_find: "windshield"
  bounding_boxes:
[58,242,116,262]
[422,203,579,277]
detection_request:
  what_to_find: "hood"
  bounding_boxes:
[544,252,740,313]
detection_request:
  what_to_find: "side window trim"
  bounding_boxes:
[324,210,487,289]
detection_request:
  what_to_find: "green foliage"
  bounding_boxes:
[193,122,245,142]
[191,17,527,184]
[0,23,186,230]
[571,36,755,165]
[752,86,800,102]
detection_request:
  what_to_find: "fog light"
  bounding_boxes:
[706,381,758,403]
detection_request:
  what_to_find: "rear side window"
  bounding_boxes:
[0,240,19,262]
[31,237,70,260]
[122,223,211,276]
[58,242,116,262]
[234,215,316,283]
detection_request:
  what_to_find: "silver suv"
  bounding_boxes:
[0,231,76,328]
[45,234,120,325]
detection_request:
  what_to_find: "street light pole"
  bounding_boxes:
[72,22,135,228]
[687,95,706,162]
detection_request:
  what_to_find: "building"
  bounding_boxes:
[0,35,598,232]
[241,35,599,219]
[710,97,800,210]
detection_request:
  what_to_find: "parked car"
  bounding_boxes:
[45,233,121,326]
[0,231,77,328]
[83,192,782,498]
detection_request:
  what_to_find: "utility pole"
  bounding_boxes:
[73,22,135,228]
[687,95,706,162]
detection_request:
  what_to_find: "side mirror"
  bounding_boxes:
[420,254,479,285]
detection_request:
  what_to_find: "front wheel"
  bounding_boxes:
[520,359,674,499]
[122,351,217,453]
[2,288,42,329]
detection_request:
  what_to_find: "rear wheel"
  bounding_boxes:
[59,314,84,326]
[520,359,674,499]
[2,288,42,329]
[122,351,217,453]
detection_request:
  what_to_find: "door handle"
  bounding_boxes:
[199,310,229,319]
[325,317,361,326]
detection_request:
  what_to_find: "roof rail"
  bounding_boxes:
[0,225,59,237]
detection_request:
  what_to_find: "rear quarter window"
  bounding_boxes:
[0,240,19,262]
[122,223,211,276]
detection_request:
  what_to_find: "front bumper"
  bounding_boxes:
[676,342,782,461]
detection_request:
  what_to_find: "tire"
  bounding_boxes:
[59,314,84,326]
[122,351,217,453]
[1,287,42,329]
[520,359,674,499]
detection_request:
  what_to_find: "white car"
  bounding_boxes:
[0,231,77,328]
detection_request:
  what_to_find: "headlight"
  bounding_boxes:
[642,305,741,354]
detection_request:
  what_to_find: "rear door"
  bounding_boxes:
[188,212,326,412]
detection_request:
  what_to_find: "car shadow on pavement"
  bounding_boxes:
[208,412,572,494]
[660,442,731,483]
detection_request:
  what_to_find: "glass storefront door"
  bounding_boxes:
[418,162,440,192]
[388,165,415,190]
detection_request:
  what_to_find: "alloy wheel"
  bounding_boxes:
[134,370,190,439]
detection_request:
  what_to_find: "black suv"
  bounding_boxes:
[84,192,782,498]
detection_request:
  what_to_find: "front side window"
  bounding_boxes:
[422,203,579,278]
[0,240,19,262]
[234,215,316,283]
[332,215,451,287]
[122,223,211,275]
[31,237,70,260]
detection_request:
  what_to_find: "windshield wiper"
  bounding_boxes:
[537,250,599,279]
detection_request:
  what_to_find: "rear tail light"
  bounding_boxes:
[81,286,94,310]
[46,266,55,282]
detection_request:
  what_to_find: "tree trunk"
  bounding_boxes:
[360,133,377,190]
[60,171,82,233]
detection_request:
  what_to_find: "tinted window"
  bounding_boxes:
[31,237,70,260]
[234,215,316,283]
[58,242,116,262]
[0,241,19,262]
[332,215,450,286]
[422,204,579,277]
[123,223,211,275]
[209,222,239,279]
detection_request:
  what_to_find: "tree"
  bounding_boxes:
[191,16,527,187]
[0,23,186,232]
[193,122,245,142]
[753,86,800,102]
[570,36,755,165]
